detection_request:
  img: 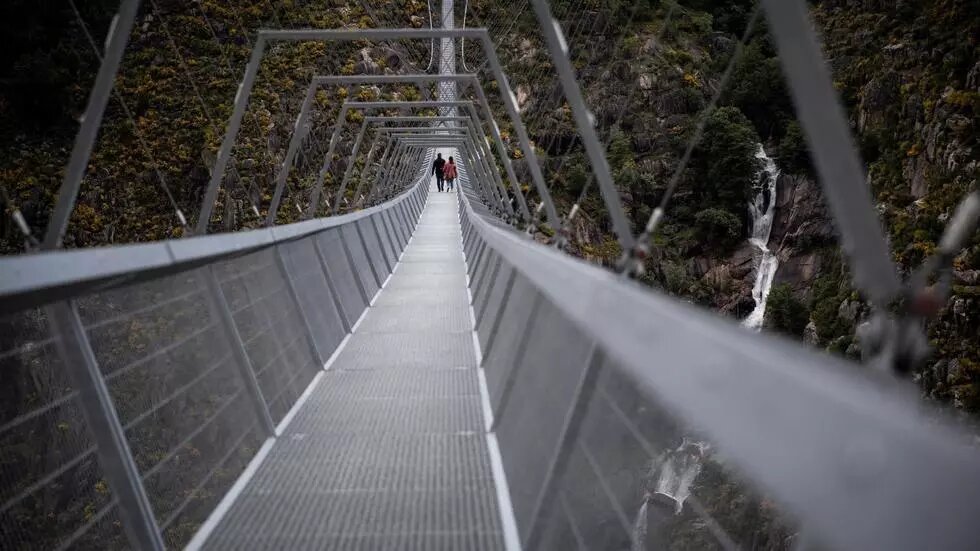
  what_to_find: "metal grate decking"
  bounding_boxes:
[201,186,507,550]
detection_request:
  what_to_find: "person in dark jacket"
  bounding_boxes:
[443,157,458,191]
[432,153,446,192]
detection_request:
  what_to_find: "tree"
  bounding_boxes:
[691,106,762,215]
[680,0,756,35]
[776,120,812,175]
[723,39,794,140]
[764,284,810,337]
[694,207,742,252]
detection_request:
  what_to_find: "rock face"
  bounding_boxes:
[858,71,901,131]
[770,174,834,253]
[516,85,531,113]
[765,174,835,294]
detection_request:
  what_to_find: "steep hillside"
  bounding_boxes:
[809,0,979,409]
[505,0,980,413]
[0,0,434,254]
[1,1,975,409]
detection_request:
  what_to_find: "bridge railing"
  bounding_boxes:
[0,180,426,550]
[457,181,980,551]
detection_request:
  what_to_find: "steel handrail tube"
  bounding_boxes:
[0,180,425,313]
[457,185,980,551]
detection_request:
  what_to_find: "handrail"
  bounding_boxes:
[0,178,424,314]
[457,183,980,551]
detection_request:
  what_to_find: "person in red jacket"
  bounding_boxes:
[443,156,458,192]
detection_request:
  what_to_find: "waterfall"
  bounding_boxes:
[653,438,709,513]
[743,144,781,331]
[631,439,709,550]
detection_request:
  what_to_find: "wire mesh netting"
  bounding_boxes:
[0,190,424,548]
[461,195,804,551]
[3,0,979,549]
[212,248,319,423]
[75,270,267,547]
[0,308,128,550]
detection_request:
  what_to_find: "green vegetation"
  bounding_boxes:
[691,107,762,216]
[694,207,742,251]
[808,252,853,345]
[764,283,810,337]
[776,121,811,176]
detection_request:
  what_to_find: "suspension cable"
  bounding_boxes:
[563,3,679,236]
[624,6,762,274]
[425,0,436,72]
[68,0,188,231]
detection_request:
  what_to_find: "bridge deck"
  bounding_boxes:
[202,188,507,550]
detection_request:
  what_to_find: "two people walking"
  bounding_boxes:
[432,153,458,192]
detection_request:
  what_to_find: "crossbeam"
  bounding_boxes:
[196,32,555,234]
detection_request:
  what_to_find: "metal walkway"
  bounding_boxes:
[201,185,509,550]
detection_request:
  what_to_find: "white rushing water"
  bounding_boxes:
[631,439,710,549]
[742,144,781,331]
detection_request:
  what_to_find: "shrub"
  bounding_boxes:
[662,261,693,295]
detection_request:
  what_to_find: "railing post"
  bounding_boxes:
[468,124,514,217]
[391,146,417,197]
[490,291,543,427]
[462,131,506,213]
[353,222,384,289]
[466,143,501,213]
[47,300,166,551]
[307,105,350,219]
[43,0,142,249]
[466,94,532,221]
[475,254,503,325]
[379,142,405,201]
[195,36,268,235]
[761,0,901,304]
[474,36,562,231]
[267,83,318,226]
[273,245,326,367]
[361,139,389,207]
[334,119,370,213]
[339,225,372,306]
[524,345,604,550]
[369,215,394,274]
[202,268,278,435]
[386,147,412,201]
[458,141,490,206]
[312,236,354,333]
[353,132,383,208]
[527,0,635,251]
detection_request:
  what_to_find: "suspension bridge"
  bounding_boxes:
[2,0,980,550]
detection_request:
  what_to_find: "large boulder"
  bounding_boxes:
[354,48,380,75]
[727,241,757,281]
[804,321,820,345]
